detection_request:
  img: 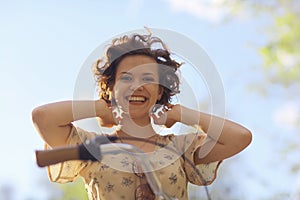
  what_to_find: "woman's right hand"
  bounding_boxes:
[95,99,116,127]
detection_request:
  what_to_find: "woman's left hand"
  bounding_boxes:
[151,104,179,128]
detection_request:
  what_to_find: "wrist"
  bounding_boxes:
[175,105,200,126]
[95,100,105,118]
[169,104,181,122]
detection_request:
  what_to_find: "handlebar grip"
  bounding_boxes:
[35,146,79,167]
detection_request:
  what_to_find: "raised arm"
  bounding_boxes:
[156,104,252,164]
[32,100,114,147]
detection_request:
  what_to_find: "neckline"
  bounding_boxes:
[115,132,160,153]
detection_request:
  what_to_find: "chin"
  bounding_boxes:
[128,112,147,119]
[128,111,150,120]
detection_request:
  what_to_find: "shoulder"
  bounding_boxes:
[156,131,206,153]
[68,125,106,145]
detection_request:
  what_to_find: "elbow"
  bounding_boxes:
[240,129,252,150]
[31,107,43,124]
[32,107,55,145]
[32,107,46,126]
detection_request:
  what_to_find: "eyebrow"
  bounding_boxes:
[120,72,155,76]
[120,72,131,75]
[143,72,155,76]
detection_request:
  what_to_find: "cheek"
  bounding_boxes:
[149,86,162,101]
[113,81,127,95]
[113,87,124,100]
[112,85,123,101]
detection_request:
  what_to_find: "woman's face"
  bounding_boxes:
[113,55,162,120]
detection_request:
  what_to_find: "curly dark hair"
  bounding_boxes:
[93,32,182,107]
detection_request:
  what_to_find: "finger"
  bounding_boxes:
[151,112,160,119]
[150,113,158,121]
[166,103,174,110]
[157,110,165,117]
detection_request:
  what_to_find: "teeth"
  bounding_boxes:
[128,96,146,102]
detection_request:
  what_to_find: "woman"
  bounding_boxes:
[32,32,252,200]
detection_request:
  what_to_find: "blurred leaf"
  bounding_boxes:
[291,164,300,173]
[221,0,300,89]
[58,177,88,200]
[259,11,300,86]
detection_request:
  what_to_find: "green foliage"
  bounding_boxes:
[221,0,300,88]
[57,177,88,200]
[259,11,300,86]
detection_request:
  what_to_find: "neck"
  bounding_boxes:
[117,115,157,138]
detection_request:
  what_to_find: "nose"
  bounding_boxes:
[129,79,144,91]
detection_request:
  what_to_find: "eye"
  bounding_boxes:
[120,74,132,82]
[142,76,155,83]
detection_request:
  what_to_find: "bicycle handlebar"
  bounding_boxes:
[34,135,211,200]
[35,141,175,200]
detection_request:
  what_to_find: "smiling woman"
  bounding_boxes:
[113,55,162,123]
[32,29,252,200]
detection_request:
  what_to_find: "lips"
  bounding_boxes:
[126,95,148,103]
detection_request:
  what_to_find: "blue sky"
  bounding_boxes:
[0,1,299,199]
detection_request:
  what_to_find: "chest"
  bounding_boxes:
[80,152,188,199]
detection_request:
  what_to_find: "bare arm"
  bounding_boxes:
[163,105,252,164]
[32,100,114,147]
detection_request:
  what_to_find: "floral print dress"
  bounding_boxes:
[46,126,221,200]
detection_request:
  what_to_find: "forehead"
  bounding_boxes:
[116,55,158,74]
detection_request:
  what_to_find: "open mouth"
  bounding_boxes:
[126,96,148,103]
